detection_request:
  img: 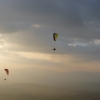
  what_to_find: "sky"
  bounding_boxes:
[0,0,100,85]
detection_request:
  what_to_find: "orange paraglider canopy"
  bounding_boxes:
[4,69,9,75]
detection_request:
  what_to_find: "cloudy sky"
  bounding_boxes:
[0,0,100,85]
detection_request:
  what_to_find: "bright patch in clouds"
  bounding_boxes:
[94,39,100,45]
[68,42,88,47]
[32,24,41,28]
[10,51,73,64]
[14,52,52,60]
[68,44,76,47]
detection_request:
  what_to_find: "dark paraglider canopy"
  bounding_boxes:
[4,69,9,75]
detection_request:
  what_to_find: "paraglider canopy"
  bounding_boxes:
[53,33,58,41]
[4,69,9,75]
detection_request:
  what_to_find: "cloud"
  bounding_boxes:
[0,0,99,73]
[0,0,100,39]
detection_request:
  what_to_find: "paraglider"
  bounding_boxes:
[4,68,9,80]
[53,33,58,51]
[52,48,56,51]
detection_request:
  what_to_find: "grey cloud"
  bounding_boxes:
[0,0,84,33]
[59,43,100,62]
[0,0,100,40]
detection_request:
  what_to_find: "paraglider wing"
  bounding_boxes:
[53,33,58,41]
[4,69,9,75]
